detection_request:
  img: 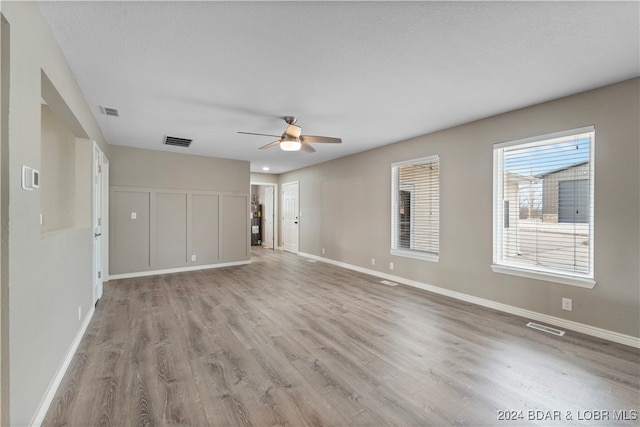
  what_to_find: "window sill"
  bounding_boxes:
[491,264,596,289]
[390,249,439,263]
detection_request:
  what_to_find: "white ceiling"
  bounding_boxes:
[38,1,639,174]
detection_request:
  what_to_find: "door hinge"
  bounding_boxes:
[98,271,101,279]
[98,218,101,226]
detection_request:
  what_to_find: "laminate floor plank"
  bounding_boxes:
[43,248,639,426]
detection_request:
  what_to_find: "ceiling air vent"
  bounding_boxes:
[100,106,120,117]
[163,135,192,148]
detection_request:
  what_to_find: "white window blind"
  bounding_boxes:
[493,126,594,284]
[391,156,439,260]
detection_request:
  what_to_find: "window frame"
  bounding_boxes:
[390,155,440,262]
[492,126,596,288]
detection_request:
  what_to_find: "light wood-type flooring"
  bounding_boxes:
[44,248,639,426]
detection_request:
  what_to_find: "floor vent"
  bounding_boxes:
[380,280,398,287]
[526,322,565,336]
[100,106,120,117]
[164,136,192,148]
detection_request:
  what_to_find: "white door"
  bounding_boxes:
[93,142,104,303]
[264,185,274,249]
[282,181,299,253]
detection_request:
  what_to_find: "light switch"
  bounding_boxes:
[131,212,137,220]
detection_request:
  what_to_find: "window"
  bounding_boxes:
[492,126,595,288]
[391,156,439,261]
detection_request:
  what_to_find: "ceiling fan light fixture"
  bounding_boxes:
[240,116,341,153]
[280,139,301,151]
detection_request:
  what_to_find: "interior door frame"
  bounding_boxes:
[101,152,110,281]
[250,181,278,250]
[92,141,109,303]
[0,13,10,426]
[282,181,299,254]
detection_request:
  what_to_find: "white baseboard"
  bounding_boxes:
[108,260,251,281]
[297,252,640,349]
[30,304,96,426]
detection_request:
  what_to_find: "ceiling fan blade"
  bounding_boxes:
[300,135,342,144]
[238,131,281,138]
[259,140,282,150]
[300,142,316,153]
[284,124,302,139]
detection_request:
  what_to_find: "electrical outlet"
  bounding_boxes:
[131,212,137,220]
[389,262,394,270]
[371,258,376,266]
[191,254,196,262]
[40,214,44,225]
[562,298,573,311]
[322,248,325,255]
[78,306,82,320]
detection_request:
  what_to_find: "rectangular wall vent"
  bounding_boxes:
[100,106,120,117]
[526,322,565,336]
[164,136,192,148]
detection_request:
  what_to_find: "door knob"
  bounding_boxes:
[94,233,102,237]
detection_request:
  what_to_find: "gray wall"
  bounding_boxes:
[109,146,250,275]
[251,172,279,185]
[41,104,82,234]
[0,12,10,426]
[2,2,111,424]
[110,145,249,192]
[280,78,640,338]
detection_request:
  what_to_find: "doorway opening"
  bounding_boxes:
[250,182,277,250]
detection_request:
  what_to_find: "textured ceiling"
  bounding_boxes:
[38,1,639,174]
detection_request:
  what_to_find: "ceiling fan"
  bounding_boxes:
[238,116,342,152]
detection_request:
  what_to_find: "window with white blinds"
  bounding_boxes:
[492,126,595,287]
[391,156,439,261]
